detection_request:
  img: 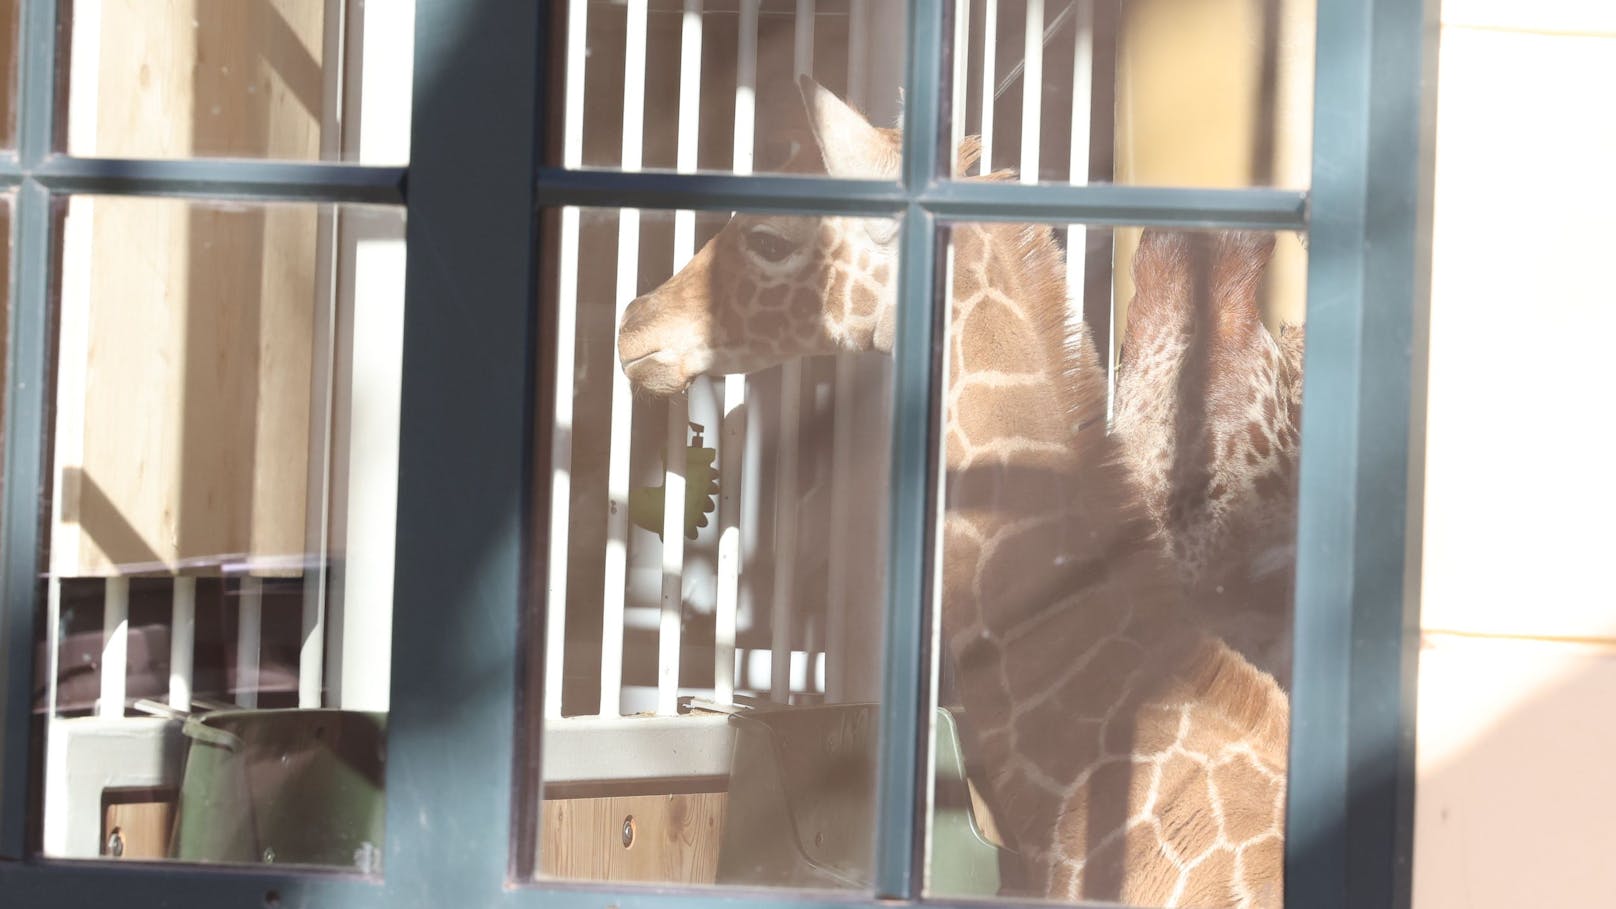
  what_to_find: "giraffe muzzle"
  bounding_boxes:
[618,295,709,395]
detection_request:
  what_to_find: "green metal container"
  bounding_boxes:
[169,709,386,871]
[715,702,1009,895]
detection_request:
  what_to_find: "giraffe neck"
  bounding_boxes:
[937,223,1286,903]
[939,221,1181,836]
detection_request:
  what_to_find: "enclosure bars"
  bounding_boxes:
[554,0,845,718]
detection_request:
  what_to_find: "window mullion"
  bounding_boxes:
[1286,0,1439,906]
[0,0,64,862]
[874,0,946,901]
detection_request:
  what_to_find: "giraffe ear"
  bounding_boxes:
[797,75,899,180]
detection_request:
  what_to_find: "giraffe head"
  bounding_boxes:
[617,77,902,395]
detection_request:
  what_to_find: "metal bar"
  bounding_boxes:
[169,578,196,712]
[33,156,406,204]
[235,577,263,709]
[544,0,591,721]
[1019,0,1044,182]
[98,579,129,718]
[978,0,998,174]
[384,0,542,899]
[0,0,62,861]
[599,0,651,717]
[874,0,946,898]
[534,166,1309,229]
[1285,0,1439,906]
[923,180,1310,227]
[537,167,905,215]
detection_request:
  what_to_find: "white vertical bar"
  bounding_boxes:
[338,231,407,712]
[169,577,195,711]
[300,0,348,711]
[545,0,591,720]
[826,0,871,705]
[658,401,689,716]
[770,0,815,705]
[98,579,128,718]
[733,0,759,174]
[600,0,650,716]
[949,0,969,175]
[979,0,998,175]
[657,0,704,717]
[715,379,744,706]
[1066,1,1093,316]
[715,0,759,707]
[236,577,263,709]
[1020,0,1044,183]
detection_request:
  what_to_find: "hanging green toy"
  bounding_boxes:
[628,422,720,540]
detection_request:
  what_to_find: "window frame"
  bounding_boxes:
[0,1,1438,907]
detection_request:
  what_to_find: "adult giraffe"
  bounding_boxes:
[616,78,1292,907]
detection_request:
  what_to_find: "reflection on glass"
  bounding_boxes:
[532,91,905,890]
[1,0,15,149]
[63,1,414,162]
[924,222,1305,905]
[34,196,405,870]
[945,0,1314,188]
[545,0,907,175]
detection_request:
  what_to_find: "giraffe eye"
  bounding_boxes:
[746,229,796,263]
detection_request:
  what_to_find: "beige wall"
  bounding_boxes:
[1415,2,1616,906]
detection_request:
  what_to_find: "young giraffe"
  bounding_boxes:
[617,78,1289,907]
[1113,231,1306,689]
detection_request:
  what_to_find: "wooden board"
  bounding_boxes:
[102,790,177,860]
[56,1,327,577]
[540,792,727,885]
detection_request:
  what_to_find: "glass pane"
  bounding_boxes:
[943,0,1314,188]
[924,222,1305,904]
[0,0,15,149]
[64,1,414,163]
[529,200,901,887]
[544,1,907,177]
[31,196,406,870]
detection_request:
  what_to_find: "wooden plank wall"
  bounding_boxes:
[540,792,727,885]
[59,1,327,577]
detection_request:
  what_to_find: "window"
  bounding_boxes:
[1,2,1437,908]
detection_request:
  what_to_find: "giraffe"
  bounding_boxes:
[1113,231,1306,689]
[616,77,1291,907]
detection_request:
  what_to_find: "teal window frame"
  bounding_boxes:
[0,1,1438,907]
